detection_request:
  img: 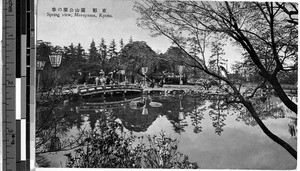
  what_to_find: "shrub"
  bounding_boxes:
[65,119,198,168]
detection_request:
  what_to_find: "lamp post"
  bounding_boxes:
[178,94,185,120]
[49,53,62,89]
[178,65,184,85]
[120,69,125,83]
[49,53,62,69]
[36,60,46,92]
[48,53,62,151]
[141,66,148,87]
[142,97,148,115]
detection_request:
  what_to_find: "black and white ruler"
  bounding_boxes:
[2,0,35,170]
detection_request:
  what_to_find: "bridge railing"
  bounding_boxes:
[77,84,143,94]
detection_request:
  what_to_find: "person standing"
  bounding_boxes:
[95,76,99,86]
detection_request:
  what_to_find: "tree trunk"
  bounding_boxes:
[244,100,297,159]
[269,78,297,114]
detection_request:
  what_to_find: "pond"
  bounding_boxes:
[36,92,297,169]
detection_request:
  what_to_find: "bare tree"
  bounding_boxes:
[134,0,297,158]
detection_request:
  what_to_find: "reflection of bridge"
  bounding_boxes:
[62,84,143,96]
[79,97,142,113]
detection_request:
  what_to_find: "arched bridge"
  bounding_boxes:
[62,84,143,97]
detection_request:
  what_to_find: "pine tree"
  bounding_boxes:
[99,38,107,62]
[61,43,75,66]
[129,36,133,44]
[89,39,99,63]
[36,40,53,61]
[108,39,117,58]
[76,43,85,62]
[209,41,225,74]
[120,38,124,50]
[69,43,76,59]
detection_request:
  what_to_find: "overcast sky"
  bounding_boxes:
[32,0,250,73]
[37,0,173,52]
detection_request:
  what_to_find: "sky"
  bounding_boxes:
[37,0,172,52]
[37,0,243,72]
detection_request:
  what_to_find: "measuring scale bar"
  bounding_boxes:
[3,0,32,170]
[3,0,17,170]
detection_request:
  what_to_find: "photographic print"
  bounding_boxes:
[35,0,297,169]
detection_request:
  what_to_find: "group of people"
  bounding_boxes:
[149,79,164,88]
[94,75,118,86]
[80,70,165,88]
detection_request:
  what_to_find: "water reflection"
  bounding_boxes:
[236,97,297,128]
[288,119,297,138]
[37,93,298,145]
[208,98,229,135]
[36,92,297,168]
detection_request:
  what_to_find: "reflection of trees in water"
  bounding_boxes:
[188,95,205,134]
[96,94,204,134]
[36,92,297,167]
[80,93,207,134]
[88,111,102,130]
[288,118,297,138]
[152,94,205,134]
[36,95,86,154]
[80,93,221,134]
[208,97,229,135]
[162,95,188,134]
[234,96,297,138]
[236,97,292,126]
[37,106,84,134]
[113,105,157,132]
[36,92,296,156]
[169,118,188,134]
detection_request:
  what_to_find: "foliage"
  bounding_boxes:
[36,94,86,154]
[99,38,107,63]
[129,36,133,44]
[209,41,225,73]
[36,39,197,87]
[143,132,198,169]
[89,39,100,63]
[163,46,188,73]
[76,43,86,62]
[64,118,198,168]
[65,118,143,168]
[120,38,124,50]
[208,99,228,135]
[61,43,76,65]
[108,39,117,58]
[278,70,298,84]
[119,41,158,82]
[134,0,298,158]
[37,40,53,61]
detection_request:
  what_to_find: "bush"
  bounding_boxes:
[65,119,198,168]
